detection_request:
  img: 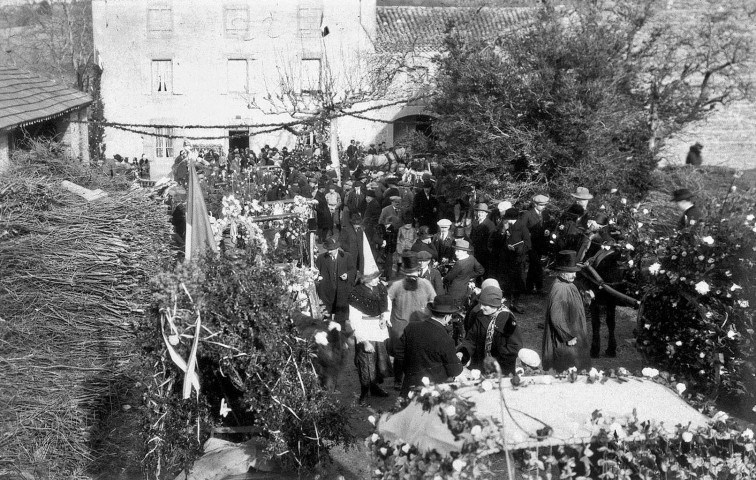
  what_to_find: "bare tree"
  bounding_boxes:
[0,0,94,90]
[248,41,430,182]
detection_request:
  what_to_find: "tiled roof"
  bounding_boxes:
[377,6,534,52]
[0,66,92,131]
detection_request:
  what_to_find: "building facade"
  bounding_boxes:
[92,0,395,178]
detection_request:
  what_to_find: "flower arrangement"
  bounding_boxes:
[367,372,756,479]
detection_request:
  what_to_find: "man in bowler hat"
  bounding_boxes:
[315,237,357,326]
[394,294,464,396]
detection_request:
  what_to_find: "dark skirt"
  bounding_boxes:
[355,340,392,387]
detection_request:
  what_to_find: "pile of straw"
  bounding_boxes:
[0,155,174,478]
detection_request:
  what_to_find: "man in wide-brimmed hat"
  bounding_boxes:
[315,237,357,326]
[394,294,464,396]
[443,239,485,304]
[541,250,591,372]
[522,195,550,294]
[671,188,702,230]
[386,251,437,388]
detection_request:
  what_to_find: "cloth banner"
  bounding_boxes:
[185,158,218,262]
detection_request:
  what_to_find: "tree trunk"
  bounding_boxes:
[330,117,341,185]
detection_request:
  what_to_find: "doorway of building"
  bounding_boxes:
[228,130,249,153]
[392,114,434,145]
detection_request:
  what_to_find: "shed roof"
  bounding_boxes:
[0,66,92,131]
[376,6,534,52]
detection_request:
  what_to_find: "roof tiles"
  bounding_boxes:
[377,6,534,52]
[0,66,92,131]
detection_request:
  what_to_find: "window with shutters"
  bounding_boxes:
[155,128,174,158]
[152,60,172,94]
[224,6,249,37]
[300,58,321,94]
[297,6,322,41]
[147,4,172,32]
[227,59,248,93]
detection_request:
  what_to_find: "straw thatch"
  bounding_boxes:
[0,151,174,478]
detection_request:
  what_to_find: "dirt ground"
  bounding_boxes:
[321,273,646,480]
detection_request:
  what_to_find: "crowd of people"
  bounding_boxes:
[313,173,706,405]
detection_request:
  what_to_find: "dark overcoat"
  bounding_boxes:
[396,318,463,396]
[315,250,356,317]
[444,256,484,302]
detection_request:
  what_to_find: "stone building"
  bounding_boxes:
[0,65,91,172]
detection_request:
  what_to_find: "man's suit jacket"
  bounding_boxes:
[432,232,455,261]
[315,250,356,312]
[420,266,444,294]
[521,208,547,253]
[340,226,364,273]
[444,256,484,302]
[396,318,463,396]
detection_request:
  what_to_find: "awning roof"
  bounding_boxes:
[0,66,92,131]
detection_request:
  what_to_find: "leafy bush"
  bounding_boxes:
[591,168,756,411]
[140,254,353,478]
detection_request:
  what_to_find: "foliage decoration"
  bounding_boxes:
[140,252,352,479]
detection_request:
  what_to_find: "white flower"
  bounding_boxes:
[328,321,341,332]
[421,376,430,386]
[712,411,729,423]
[469,369,481,380]
[638,222,644,229]
[608,422,626,439]
[610,188,618,194]
[599,204,606,210]
[625,243,635,251]
[738,300,750,308]
[676,383,686,394]
[675,341,682,346]
[368,415,376,425]
[621,198,627,204]
[568,366,578,373]
[431,390,440,397]
[445,405,457,417]
[643,208,649,215]
[379,447,388,456]
[588,367,599,379]
[452,459,466,472]
[682,431,694,442]
[408,391,415,399]
[627,259,634,267]
[731,185,737,192]
[371,433,379,442]
[727,330,737,340]
[642,367,659,378]
[648,263,661,275]
[420,387,430,396]
[470,425,482,436]
[695,281,710,295]
[220,398,232,418]
[314,331,329,346]
[702,236,714,245]
[731,284,742,291]
[168,334,180,346]
[401,443,410,453]
[747,214,754,221]
[743,428,754,440]
[481,380,493,391]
